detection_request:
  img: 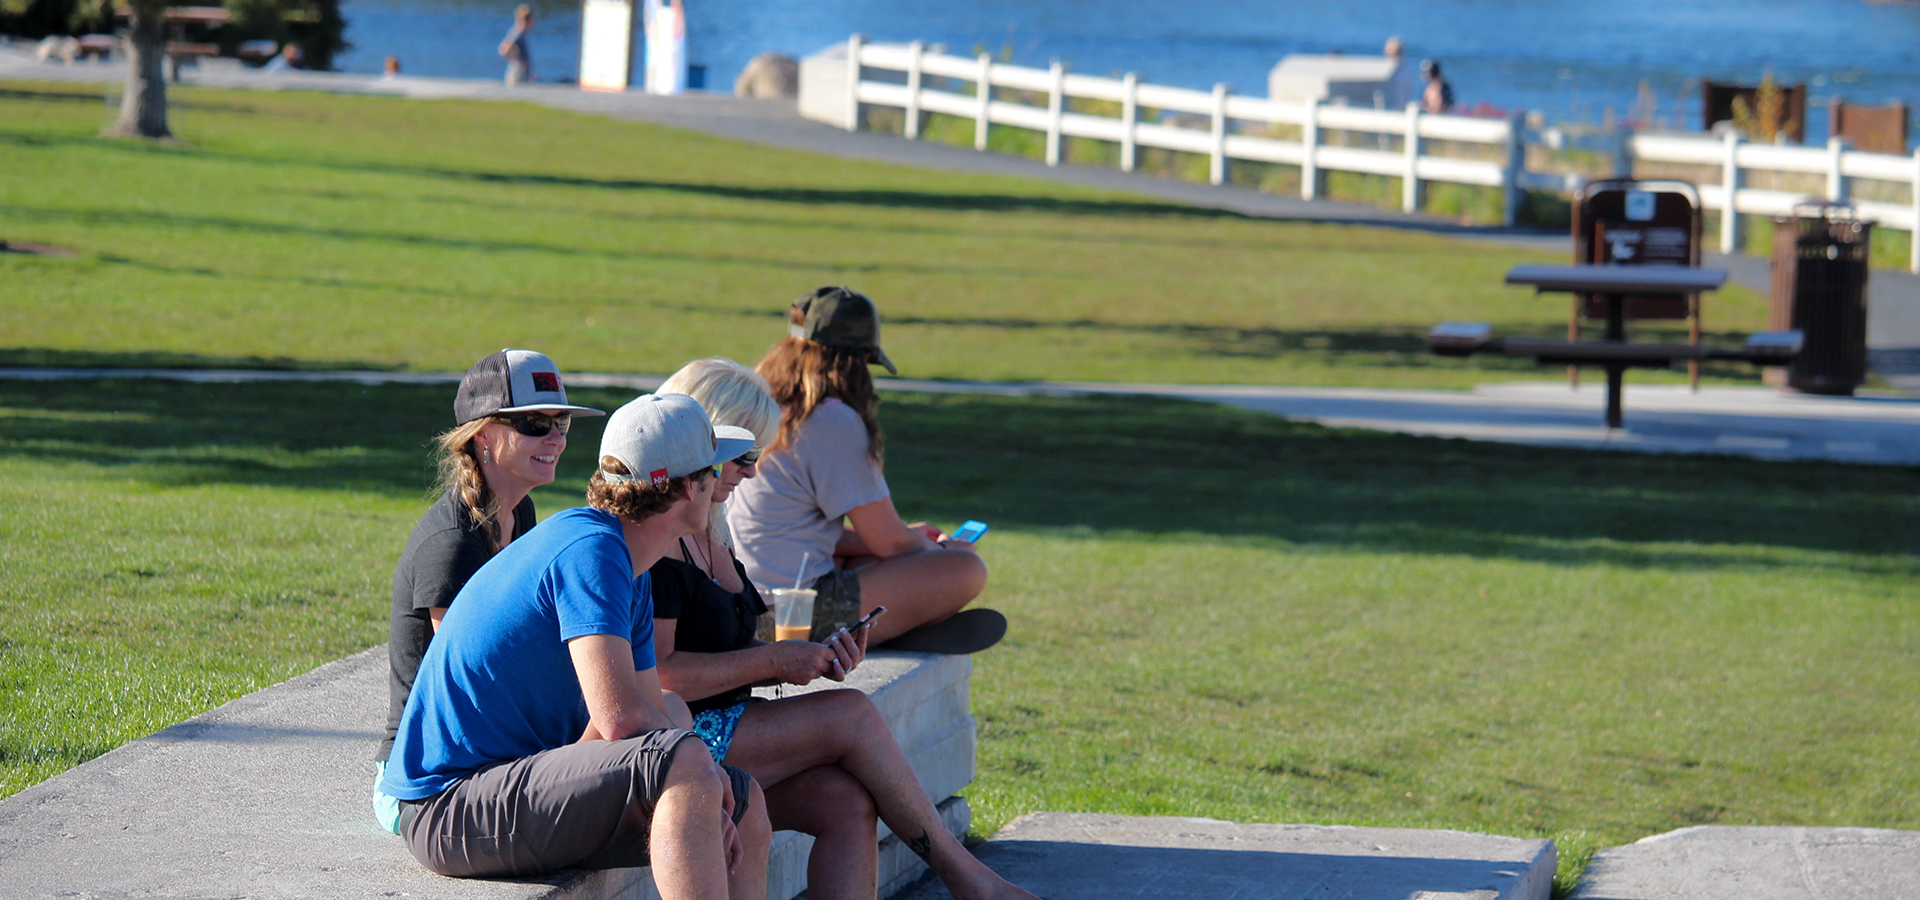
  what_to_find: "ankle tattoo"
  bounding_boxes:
[905,828,933,860]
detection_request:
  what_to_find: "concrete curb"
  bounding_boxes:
[891,812,1557,900]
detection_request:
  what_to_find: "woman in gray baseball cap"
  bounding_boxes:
[728,287,1005,655]
[371,349,604,834]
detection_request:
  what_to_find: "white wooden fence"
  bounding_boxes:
[799,36,1920,273]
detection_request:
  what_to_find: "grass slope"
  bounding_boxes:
[1,80,1769,388]
[3,378,1916,896]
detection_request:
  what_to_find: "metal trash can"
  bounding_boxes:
[1767,201,1872,395]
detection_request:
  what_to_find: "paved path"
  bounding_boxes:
[7,366,1918,465]
[1568,826,1920,900]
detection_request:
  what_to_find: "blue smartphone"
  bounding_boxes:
[951,520,989,543]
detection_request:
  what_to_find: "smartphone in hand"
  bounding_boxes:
[951,520,988,543]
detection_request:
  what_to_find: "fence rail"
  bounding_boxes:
[797,36,1920,272]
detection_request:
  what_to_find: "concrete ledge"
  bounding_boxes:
[892,812,1557,900]
[1569,825,1920,900]
[0,645,974,899]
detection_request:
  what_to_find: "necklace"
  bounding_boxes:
[683,534,715,580]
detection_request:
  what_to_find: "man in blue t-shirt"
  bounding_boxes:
[382,393,766,897]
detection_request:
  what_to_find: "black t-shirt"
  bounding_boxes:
[649,543,769,714]
[378,488,536,760]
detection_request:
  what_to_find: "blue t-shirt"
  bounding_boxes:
[380,506,658,801]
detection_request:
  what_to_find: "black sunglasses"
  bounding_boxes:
[493,412,572,437]
[732,450,760,467]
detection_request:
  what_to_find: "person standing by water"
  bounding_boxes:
[1421,59,1455,113]
[499,4,534,86]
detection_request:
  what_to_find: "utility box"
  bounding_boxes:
[1768,202,1873,395]
[1267,55,1411,109]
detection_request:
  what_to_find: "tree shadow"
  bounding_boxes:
[6,204,1068,281]
[0,346,401,371]
[2,377,1912,575]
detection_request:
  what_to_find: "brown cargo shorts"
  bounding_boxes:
[396,729,751,878]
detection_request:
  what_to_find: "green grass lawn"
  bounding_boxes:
[1,80,1774,388]
[3,378,1916,896]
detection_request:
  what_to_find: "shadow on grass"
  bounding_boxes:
[5,205,1063,281]
[0,347,402,371]
[3,377,1914,573]
[0,127,1245,222]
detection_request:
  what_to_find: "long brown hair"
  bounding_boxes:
[756,314,883,465]
[433,418,504,551]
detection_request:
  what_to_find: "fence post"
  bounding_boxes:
[1121,72,1138,173]
[1911,149,1919,274]
[1209,83,1229,185]
[1826,136,1849,203]
[903,41,924,139]
[1720,128,1744,253]
[974,53,991,151]
[1611,124,1634,178]
[844,34,864,133]
[1501,112,1525,227]
[1402,102,1422,213]
[1046,58,1064,167]
[1301,97,1319,200]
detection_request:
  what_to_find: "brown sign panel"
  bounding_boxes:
[1829,99,1910,155]
[1575,186,1700,320]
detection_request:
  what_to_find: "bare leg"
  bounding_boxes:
[849,548,987,643]
[763,764,878,900]
[730,778,771,900]
[727,691,1037,900]
[648,749,745,900]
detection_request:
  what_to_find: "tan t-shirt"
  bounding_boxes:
[727,399,890,593]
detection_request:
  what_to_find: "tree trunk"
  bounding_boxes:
[108,2,170,139]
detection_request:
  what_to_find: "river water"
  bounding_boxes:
[335,0,1920,145]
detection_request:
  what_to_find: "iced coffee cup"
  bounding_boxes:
[770,588,816,642]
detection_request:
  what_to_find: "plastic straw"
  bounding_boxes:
[793,552,810,591]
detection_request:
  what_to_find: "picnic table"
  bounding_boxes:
[1429,264,1802,428]
[114,5,229,82]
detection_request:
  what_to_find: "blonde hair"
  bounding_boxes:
[755,307,883,464]
[433,418,504,551]
[657,358,779,454]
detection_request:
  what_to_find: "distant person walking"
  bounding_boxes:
[1383,36,1420,109]
[1421,59,1455,113]
[499,4,534,86]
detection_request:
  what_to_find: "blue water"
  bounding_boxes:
[337,0,1920,145]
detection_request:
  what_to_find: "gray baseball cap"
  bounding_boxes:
[789,286,897,375]
[598,394,756,486]
[454,349,606,424]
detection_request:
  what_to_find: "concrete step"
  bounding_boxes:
[890,812,1557,900]
[0,645,974,900]
[1569,825,1920,900]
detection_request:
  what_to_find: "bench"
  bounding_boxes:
[0,645,976,900]
[166,42,219,82]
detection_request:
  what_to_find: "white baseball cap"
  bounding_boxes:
[598,394,756,486]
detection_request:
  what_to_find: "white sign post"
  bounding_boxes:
[578,0,634,93]
[643,0,686,95]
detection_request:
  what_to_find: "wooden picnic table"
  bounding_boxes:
[113,6,230,82]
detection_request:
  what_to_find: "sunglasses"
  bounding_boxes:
[493,412,572,437]
[731,450,760,467]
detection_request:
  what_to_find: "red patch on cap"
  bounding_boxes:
[649,468,669,485]
[532,372,561,393]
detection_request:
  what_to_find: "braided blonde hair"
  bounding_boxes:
[433,418,504,551]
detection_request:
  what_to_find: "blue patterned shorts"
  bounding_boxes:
[691,700,757,763]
